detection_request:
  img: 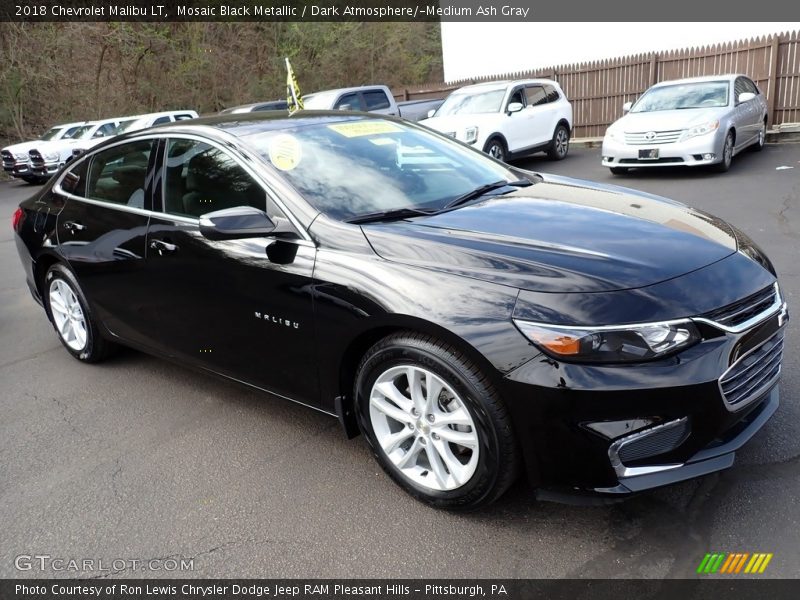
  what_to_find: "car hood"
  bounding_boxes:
[421,113,502,133]
[612,107,727,132]
[361,174,739,293]
[2,140,45,154]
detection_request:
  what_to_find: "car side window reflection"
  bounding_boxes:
[86,140,153,207]
[163,139,268,219]
[61,159,88,197]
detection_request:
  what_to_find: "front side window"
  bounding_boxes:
[335,93,362,111]
[86,140,153,207]
[163,139,266,218]
[92,123,118,138]
[245,117,524,222]
[152,116,172,125]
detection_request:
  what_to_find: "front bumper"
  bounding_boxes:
[501,292,787,497]
[2,159,33,177]
[30,160,60,178]
[601,130,725,168]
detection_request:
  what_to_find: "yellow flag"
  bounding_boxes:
[286,58,304,114]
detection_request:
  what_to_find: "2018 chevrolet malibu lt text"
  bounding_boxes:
[13,112,788,509]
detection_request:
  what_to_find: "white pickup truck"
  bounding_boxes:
[1,122,85,183]
[302,85,442,122]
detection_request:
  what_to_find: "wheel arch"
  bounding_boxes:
[555,118,571,134]
[482,133,508,152]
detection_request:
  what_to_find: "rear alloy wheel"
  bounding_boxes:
[355,333,518,510]
[44,264,114,362]
[547,124,570,160]
[483,137,507,162]
[712,131,734,173]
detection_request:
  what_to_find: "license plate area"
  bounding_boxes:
[639,149,659,160]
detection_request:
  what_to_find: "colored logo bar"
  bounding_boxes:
[697,552,773,574]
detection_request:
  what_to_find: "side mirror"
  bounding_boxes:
[199,206,276,241]
[738,92,756,104]
[507,102,524,114]
[622,101,633,113]
[427,109,436,118]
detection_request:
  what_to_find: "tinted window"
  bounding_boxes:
[174,113,197,120]
[87,140,153,207]
[152,116,172,125]
[363,90,391,111]
[508,88,525,106]
[734,77,748,101]
[525,86,547,106]
[743,78,759,95]
[163,139,266,218]
[61,159,89,197]
[543,84,560,103]
[334,93,361,111]
[92,123,117,138]
[253,103,287,112]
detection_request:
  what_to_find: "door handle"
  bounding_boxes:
[149,239,179,255]
[62,220,86,233]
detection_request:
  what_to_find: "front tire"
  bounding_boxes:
[751,120,766,152]
[483,137,507,162]
[712,131,734,173]
[44,264,114,362]
[547,124,570,160]
[355,332,519,510]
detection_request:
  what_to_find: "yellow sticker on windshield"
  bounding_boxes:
[327,121,402,138]
[268,134,302,171]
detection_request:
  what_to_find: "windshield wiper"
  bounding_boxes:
[347,207,438,225]
[443,179,532,210]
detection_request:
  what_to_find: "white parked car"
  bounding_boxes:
[602,74,769,174]
[69,110,199,159]
[28,118,126,180]
[420,79,573,162]
[1,122,85,183]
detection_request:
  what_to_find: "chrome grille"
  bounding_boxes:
[1,150,16,168]
[720,331,784,409]
[29,150,45,168]
[624,130,683,145]
[704,285,778,328]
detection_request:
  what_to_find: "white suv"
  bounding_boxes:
[421,79,573,162]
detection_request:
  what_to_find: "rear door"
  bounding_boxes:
[54,138,157,346]
[143,135,320,404]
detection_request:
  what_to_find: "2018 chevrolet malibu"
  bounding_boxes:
[13,112,788,509]
[602,74,768,174]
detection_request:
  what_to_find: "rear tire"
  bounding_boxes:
[547,124,570,160]
[609,167,629,175]
[44,264,115,363]
[355,332,519,510]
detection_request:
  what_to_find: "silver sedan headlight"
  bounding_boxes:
[680,119,720,141]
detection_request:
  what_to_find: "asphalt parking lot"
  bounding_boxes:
[1,143,798,579]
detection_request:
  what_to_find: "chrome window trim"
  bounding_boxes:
[718,327,785,412]
[52,133,314,245]
[608,417,688,479]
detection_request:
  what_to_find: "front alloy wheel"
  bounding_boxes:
[356,333,519,510]
[713,131,734,172]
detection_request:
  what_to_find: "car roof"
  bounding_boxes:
[452,79,559,93]
[652,74,746,87]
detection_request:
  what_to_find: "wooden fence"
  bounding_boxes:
[393,31,800,139]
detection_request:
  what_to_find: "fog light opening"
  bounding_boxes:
[703,153,715,160]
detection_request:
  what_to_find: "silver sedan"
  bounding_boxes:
[602,74,768,174]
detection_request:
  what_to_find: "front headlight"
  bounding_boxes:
[513,319,700,364]
[605,128,622,142]
[681,119,719,141]
[463,126,478,144]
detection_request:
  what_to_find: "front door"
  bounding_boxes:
[143,137,320,405]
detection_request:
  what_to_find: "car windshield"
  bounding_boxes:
[435,89,506,116]
[40,127,63,141]
[245,117,528,221]
[302,91,337,110]
[632,81,730,112]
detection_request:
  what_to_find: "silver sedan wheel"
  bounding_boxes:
[48,279,87,351]
[369,365,480,492]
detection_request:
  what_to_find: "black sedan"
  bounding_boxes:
[12,112,788,509]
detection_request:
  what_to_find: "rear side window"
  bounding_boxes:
[162,139,266,218]
[525,85,547,106]
[543,84,560,103]
[335,93,362,111]
[174,113,196,120]
[61,159,89,197]
[152,116,172,125]
[86,140,153,207]
[363,90,391,110]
